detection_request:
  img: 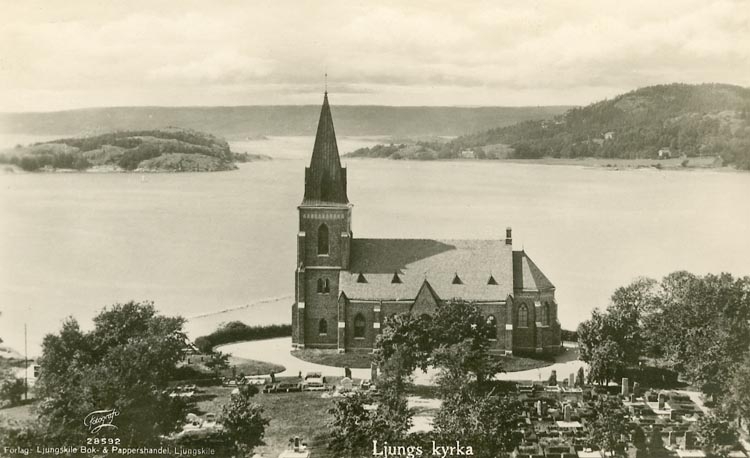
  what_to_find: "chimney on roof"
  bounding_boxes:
[505,227,512,245]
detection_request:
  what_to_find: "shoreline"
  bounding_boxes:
[345,155,740,173]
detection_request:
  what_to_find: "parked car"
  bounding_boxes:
[275,382,302,393]
[244,375,270,386]
[302,375,327,391]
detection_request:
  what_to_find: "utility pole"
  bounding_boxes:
[24,323,28,401]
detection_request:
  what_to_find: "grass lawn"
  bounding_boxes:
[499,354,553,372]
[291,348,552,372]
[291,348,373,369]
[0,402,35,425]
[223,356,285,377]
[195,384,344,457]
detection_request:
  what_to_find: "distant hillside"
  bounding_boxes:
[0,105,571,139]
[0,128,258,172]
[347,84,750,170]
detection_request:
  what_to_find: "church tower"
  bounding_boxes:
[292,92,352,349]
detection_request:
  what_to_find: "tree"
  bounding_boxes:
[696,414,737,454]
[204,350,230,376]
[722,352,750,428]
[34,301,189,446]
[588,399,628,456]
[578,312,627,385]
[220,388,269,457]
[648,272,750,398]
[576,366,586,387]
[586,340,624,385]
[329,343,413,458]
[328,392,373,457]
[0,378,24,406]
[374,313,433,373]
[433,392,521,458]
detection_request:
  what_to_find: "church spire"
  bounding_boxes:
[302,92,349,206]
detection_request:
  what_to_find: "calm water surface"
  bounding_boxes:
[1,136,749,354]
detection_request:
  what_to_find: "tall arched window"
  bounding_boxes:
[518,305,528,328]
[318,224,329,255]
[354,314,366,339]
[486,315,497,340]
[543,303,551,326]
[319,319,328,336]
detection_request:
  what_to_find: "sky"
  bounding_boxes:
[1,0,749,112]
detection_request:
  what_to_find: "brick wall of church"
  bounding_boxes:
[303,269,339,348]
[477,302,509,353]
[511,291,561,355]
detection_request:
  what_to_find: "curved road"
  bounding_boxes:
[221,338,586,385]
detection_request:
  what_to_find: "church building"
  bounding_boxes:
[291,93,562,355]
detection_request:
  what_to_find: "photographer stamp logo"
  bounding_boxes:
[84,409,120,433]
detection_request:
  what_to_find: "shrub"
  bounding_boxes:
[196,323,292,350]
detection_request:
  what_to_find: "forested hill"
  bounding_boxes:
[0,128,266,172]
[347,84,750,170]
[0,105,570,139]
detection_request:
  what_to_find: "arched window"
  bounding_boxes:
[486,315,497,340]
[318,224,329,255]
[323,279,330,294]
[354,314,366,339]
[319,319,328,336]
[543,303,551,326]
[518,305,528,328]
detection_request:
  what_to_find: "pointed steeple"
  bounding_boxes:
[302,92,349,206]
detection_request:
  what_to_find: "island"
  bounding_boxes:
[0,128,270,173]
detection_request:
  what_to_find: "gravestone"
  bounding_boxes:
[569,373,575,387]
[563,404,572,422]
[621,377,629,396]
[658,393,666,410]
[371,362,378,382]
[633,382,640,396]
[536,400,545,417]
[668,431,677,445]
[683,431,696,449]
[670,409,680,421]
[340,377,353,391]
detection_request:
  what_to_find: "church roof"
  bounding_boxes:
[302,93,349,207]
[339,239,515,301]
[513,250,555,291]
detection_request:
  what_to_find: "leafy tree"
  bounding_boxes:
[588,399,628,456]
[0,378,25,406]
[374,313,433,373]
[576,366,585,387]
[578,311,627,385]
[649,272,750,398]
[433,392,521,458]
[430,300,502,386]
[329,340,413,458]
[204,351,230,376]
[722,352,750,428]
[34,301,189,446]
[696,414,737,454]
[328,392,373,457]
[220,388,269,457]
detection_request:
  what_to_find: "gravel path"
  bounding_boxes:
[220,338,586,385]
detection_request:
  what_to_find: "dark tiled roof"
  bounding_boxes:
[302,93,349,206]
[339,239,514,301]
[513,250,555,291]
